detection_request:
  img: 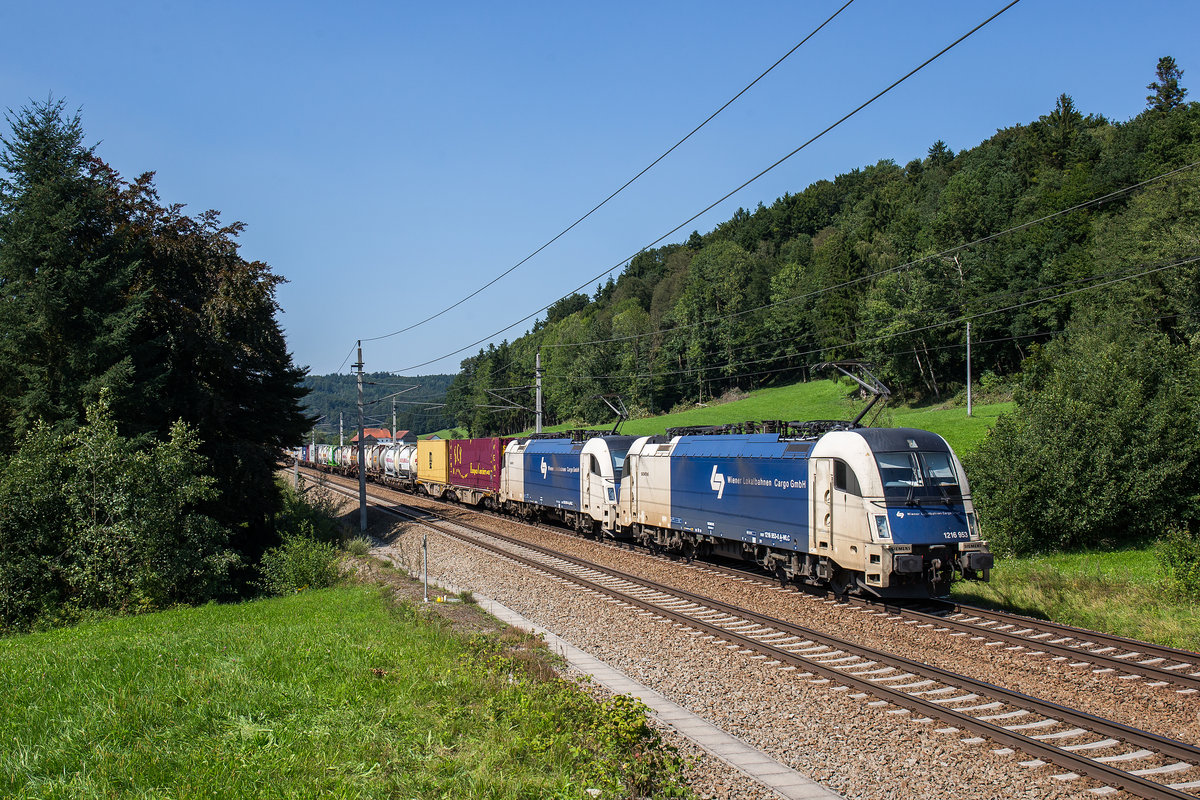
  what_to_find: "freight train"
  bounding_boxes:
[295,420,993,599]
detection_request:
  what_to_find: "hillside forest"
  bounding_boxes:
[437,58,1200,559]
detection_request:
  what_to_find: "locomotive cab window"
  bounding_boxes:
[833,459,861,496]
[921,451,962,495]
[876,451,961,498]
[589,455,602,475]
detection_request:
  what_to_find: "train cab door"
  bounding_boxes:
[582,454,593,515]
[811,458,834,555]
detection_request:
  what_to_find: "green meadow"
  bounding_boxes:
[0,585,688,800]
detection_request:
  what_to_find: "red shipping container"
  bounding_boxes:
[448,437,511,492]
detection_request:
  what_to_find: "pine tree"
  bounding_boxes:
[1147,56,1188,111]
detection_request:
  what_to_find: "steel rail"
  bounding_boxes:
[930,599,1200,677]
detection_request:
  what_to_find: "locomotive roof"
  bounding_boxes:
[850,427,950,453]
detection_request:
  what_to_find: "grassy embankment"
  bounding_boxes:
[951,548,1200,652]
[0,584,688,799]
[449,378,1011,456]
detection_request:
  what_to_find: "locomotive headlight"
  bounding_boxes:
[873,515,891,539]
[966,513,980,539]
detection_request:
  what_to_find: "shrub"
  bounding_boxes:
[275,477,342,544]
[344,536,373,557]
[1157,527,1200,600]
[0,394,235,632]
[258,528,340,596]
[968,310,1200,556]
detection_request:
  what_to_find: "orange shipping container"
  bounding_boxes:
[417,439,449,485]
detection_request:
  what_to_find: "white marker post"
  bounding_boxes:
[422,533,429,603]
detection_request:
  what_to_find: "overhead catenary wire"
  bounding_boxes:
[385,0,1023,375]
[357,0,857,348]
[538,158,1200,351]
[397,156,1200,389]
[581,309,1197,402]
[541,254,1199,384]
[534,257,1189,382]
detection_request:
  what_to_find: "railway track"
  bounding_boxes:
[301,464,1200,695]
[317,474,1200,799]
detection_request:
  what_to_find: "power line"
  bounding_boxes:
[334,342,357,375]
[358,1,857,347]
[541,256,1180,379]
[611,309,1196,402]
[385,0,1022,374]
[542,254,1199,384]
[539,159,1200,351]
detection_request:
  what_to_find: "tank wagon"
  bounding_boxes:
[294,421,992,598]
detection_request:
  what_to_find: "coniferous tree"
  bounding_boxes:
[1147,56,1188,111]
[0,98,312,576]
[0,98,140,451]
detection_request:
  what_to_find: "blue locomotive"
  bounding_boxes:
[498,422,992,598]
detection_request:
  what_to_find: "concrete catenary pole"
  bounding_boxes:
[966,320,973,418]
[355,340,367,532]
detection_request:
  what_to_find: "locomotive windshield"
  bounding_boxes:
[876,451,962,500]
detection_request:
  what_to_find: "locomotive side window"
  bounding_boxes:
[589,455,602,475]
[833,459,861,496]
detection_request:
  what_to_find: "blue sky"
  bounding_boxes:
[3,1,1197,377]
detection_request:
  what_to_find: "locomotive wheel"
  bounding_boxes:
[829,568,853,598]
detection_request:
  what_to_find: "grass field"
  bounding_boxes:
[952,546,1200,652]
[0,585,687,799]
[515,379,1010,455]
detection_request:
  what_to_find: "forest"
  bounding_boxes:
[440,58,1200,558]
[0,99,312,630]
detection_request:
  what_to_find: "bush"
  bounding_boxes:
[968,310,1200,556]
[275,476,343,544]
[1157,527,1200,600]
[257,528,340,596]
[344,536,373,557]
[0,393,236,632]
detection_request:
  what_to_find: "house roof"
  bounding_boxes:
[350,428,392,443]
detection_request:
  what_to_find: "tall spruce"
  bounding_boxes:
[1147,56,1188,111]
[0,98,140,451]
